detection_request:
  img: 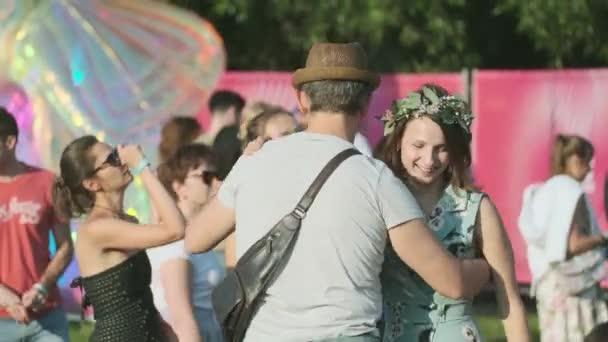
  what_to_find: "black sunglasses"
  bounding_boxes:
[199,170,219,185]
[90,147,121,175]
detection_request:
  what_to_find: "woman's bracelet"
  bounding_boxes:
[130,159,151,176]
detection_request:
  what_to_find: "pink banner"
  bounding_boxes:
[472,70,608,283]
[50,69,608,315]
[199,72,465,145]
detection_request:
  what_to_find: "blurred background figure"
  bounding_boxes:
[197,90,245,146]
[158,117,202,164]
[242,107,296,146]
[212,125,242,182]
[150,143,224,342]
[0,107,72,342]
[519,134,608,342]
[239,101,286,140]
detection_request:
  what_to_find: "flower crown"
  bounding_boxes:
[379,87,474,136]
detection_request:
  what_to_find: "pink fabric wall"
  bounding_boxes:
[472,70,608,283]
[198,72,465,146]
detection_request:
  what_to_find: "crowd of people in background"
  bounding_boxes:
[0,41,607,342]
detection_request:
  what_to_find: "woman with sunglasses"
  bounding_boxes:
[150,143,224,342]
[53,136,185,341]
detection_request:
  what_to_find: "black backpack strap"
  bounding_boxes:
[292,148,360,218]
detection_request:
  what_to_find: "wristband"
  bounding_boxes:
[130,159,150,176]
[33,283,48,297]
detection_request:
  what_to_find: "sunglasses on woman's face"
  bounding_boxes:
[90,147,121,175]
[190,170,218,185]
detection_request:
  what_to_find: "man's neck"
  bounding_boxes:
[304,111,360,143]
[208,118,223,135]
[0,157,26,181]
[202,117,226,141]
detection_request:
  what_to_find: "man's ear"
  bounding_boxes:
[4,135,17,151]
[295,89,311,114]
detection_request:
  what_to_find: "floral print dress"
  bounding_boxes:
[381,186,484,342]
[534,264,608,342]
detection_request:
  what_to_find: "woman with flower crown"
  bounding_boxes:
[376,84,530,342]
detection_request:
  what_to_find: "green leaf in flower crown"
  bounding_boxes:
[409,92,421,101]
[423,87,440,104]
[395,99,408,109]
[440,110,457,124]
[457,118,470,132]
[391,103,400,115]
[403,93,421,109]
[384,122,395,136]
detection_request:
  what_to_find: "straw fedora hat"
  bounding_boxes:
[292,42,380,89]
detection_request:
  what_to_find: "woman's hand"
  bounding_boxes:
[117,144,145,169]
[243,137,265,156]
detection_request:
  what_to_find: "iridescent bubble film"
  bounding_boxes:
[0,0,225,313]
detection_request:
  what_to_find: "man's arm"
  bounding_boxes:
[22,222,73,310]
[185,198,236,254]
[389,218,490,299]
[42,222,74,288]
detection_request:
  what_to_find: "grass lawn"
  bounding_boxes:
[68,293,540,342]
[474,292,540,341]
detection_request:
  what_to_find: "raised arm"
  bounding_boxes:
[388,218,490,300]
[84,145,185,249]
[478,197,530,342]
[126,147,186,244]
[185,197,235,254]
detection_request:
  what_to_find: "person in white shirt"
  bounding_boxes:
[519,134,608,342]
[148,144,225,342]
[353,132,373,157]
[185,42,489,342]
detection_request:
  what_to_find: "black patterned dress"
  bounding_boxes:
[72,251,168,341]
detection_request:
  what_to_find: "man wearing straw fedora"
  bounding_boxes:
[185,42,489,342]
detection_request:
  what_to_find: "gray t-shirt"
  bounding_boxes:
[218,132,423,341]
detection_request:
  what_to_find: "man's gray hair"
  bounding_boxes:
[300,80,374,116]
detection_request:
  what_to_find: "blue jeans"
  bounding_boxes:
[193,307,223,342]
[0,308,69,342]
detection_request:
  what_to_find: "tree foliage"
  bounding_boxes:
[167,0,608,71]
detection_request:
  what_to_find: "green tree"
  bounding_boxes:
[167,0,608,71]
[498,0,608,67]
